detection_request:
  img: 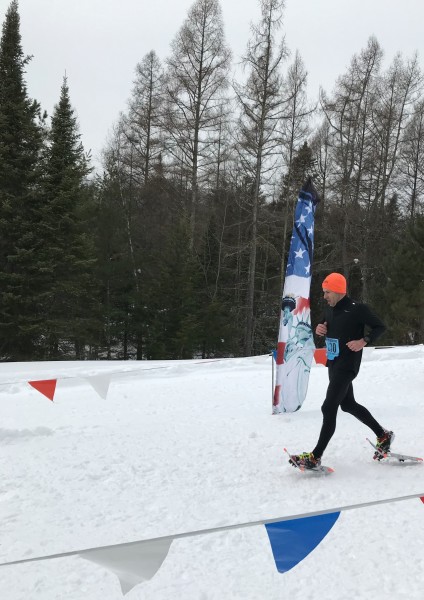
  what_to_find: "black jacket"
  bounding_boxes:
[322,295,386,374]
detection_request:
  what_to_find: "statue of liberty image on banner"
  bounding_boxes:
[273,178,320,413]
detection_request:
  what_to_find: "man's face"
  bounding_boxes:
[323,288,342,307]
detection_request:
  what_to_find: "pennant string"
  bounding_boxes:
[1,491,423,570]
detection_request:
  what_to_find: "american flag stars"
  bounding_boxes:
[286,198,317,279]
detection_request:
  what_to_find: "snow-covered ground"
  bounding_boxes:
[0,346,423,599]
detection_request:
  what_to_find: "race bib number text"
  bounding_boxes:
[325,337,340,360]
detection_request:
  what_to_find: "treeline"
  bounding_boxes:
[0,0,422,362]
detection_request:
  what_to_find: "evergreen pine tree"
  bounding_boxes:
[381,216,424,344]
[197,212,239,357]
[94,164,142,360]
[38,76,99,358]
[145,219,203,359]
[0,0,45,359]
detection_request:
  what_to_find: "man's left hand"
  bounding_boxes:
[346,339,367,352]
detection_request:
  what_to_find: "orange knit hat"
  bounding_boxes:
[322,272,347,294]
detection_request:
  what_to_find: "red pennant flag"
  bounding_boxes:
[420,497,424,504]
[314,348,327,365]
[28,379,57,402]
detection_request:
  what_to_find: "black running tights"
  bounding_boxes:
[312,367,384,458]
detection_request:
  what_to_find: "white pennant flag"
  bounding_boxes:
[85,374,112,400]
[79,538,173,595]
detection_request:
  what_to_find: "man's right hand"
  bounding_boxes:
[316,322,328,336]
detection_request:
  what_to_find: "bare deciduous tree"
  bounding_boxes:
[164,0,231,246]
[278,50,314,288]
[234,0,288,355]
[320,36,382,289]
[122,50,165,186]
[398,99,424,219]
[371,52,423,217]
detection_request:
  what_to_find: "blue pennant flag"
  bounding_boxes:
[265,511,340,573]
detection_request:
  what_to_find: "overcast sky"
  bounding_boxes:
[5,0,424,170]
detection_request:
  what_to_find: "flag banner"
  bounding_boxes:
[273,178,320,413]
[265,511,340,573]
[1,494,423,592]
[85,374,112,400]
[80,539,173,595]
[28,379,57,402]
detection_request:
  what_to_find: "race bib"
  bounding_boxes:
[325,337,340,360]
